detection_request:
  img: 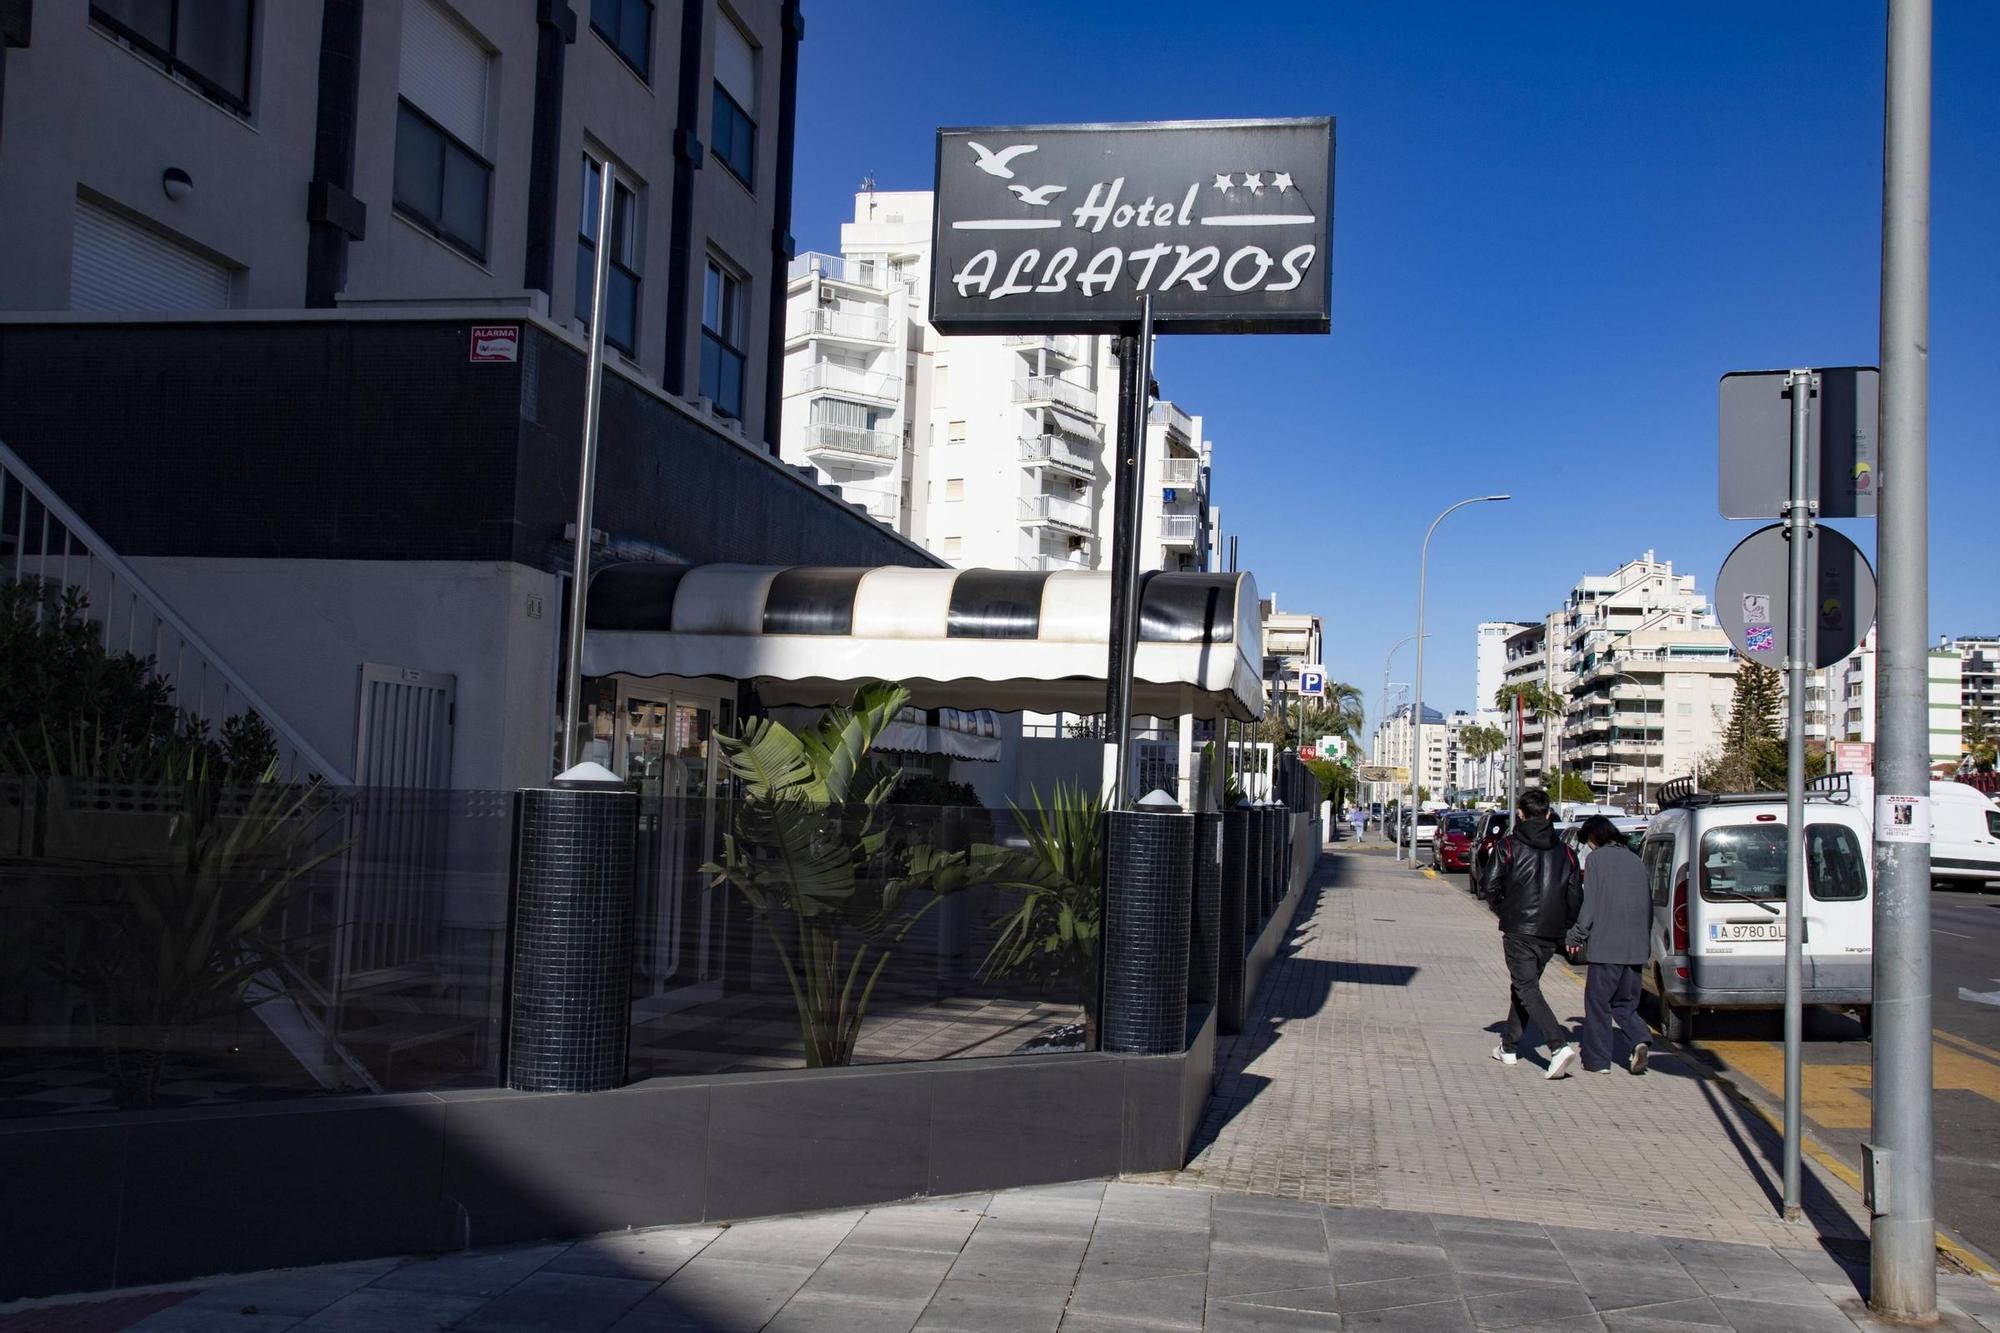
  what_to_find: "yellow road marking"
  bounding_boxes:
[1703,1038,2000,1130]
[1935,1027,2000,1069]
[1421,868,1438,881]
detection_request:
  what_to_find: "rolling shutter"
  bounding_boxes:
[70,199,232,313]
[400,0,488,150]
[714,16,755,107]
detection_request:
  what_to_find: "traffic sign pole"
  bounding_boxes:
[1781,369,1815,1221]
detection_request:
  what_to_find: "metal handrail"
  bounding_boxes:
[0,438,350,782]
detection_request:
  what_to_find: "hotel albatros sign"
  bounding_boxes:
[930,117,1333,335]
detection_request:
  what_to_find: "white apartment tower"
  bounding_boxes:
[780,189,1216,573]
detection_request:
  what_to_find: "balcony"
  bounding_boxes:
[1158,513,1200,546]
[788,251,892,291]
[1159,457,1201,488]
[786,362,902,404]
[1150,401,1195,442]
[1020,492,1092,535]
[833,485,898,524]
[1018,551,1090,572]
[793,304,893,344]
[1005,333,1089,363]
[804,421,900,464]
[1013,375,1097,420]
[1020,433,1095,481]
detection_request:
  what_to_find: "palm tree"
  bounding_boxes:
[1260,680,1365,747]
[1494,682,1567,785]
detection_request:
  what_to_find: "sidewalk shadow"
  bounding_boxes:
[1691,1067,1869,1246]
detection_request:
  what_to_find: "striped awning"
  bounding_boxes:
[583,565,1264,721]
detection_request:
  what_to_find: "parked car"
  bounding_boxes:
[1412,809,1440,850]
[1843,776,2000,890]
[1433,810,1482,871]
[1642,778,1873,1042]
[1470,811,1511,891]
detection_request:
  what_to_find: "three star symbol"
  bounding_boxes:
[1212,171,1297,193]
[1213,173,1234,192]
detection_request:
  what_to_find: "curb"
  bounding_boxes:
[1637,1026,2000,1287]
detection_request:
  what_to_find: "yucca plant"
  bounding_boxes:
[37,751,342,1107]
[976,782,1104,1044]
[703,681,978,1067]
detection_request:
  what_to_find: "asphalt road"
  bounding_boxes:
[1687,888,2000,1268]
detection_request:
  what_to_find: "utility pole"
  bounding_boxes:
[1781,368,1815,1220]
[1870,0,1935,1317]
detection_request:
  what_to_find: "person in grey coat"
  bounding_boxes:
[1566,816,1654,1074]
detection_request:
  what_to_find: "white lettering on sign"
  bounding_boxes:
[470,325,520,362]
[951,243,1318,302]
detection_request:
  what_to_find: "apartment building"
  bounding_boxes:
[1499,621,1549,778]
[1371,702,1448,801]
[779,188,1217,573]
[0,1,957,795]
[1260,599,1323,728]
[1476,621,1531,716]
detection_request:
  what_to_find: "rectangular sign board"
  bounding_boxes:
[1356,765,1409,784]
[1718,367,1879,518]
[930,118,1333,335]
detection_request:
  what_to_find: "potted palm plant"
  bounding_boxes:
[976,782,1105,1047]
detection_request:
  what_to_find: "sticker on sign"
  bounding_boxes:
[1742,593,1772,626]
[470,325,520,362]
[1876,794,1931,844]
[1745,624,1776,653]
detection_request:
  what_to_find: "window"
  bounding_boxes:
[590,0,653,77]
[711,16,757,186]
[700,257,747,419]
[1677,702,1693,716]
[393,1,492,262]
[576,156,641,355]
[945,479,965,501]
[92,0,254,111]
[1698,823,1868,903]
[947,420,967,443]
[1987,811,2000,839]
[941,537,962,558]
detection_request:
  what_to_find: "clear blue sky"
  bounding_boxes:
[791,3,1999,730]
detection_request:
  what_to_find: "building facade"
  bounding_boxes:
[1,0,800,446]
[1370,702,1447,803]
[778,188,1217,575]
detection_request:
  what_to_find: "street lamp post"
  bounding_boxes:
[1380,633,1423,858]
[1409,495,1511,868]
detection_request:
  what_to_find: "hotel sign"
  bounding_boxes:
[930,118,1333,335]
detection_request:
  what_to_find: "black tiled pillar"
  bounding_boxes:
[506,787,638,1093]
[1187,812,1222,1009]
[1218,808,1251,1034]
[1101,809,1194,1055]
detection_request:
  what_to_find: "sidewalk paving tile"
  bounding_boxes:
[1063,1272,1207,1331]
[454,1272,656,1332]
[911,1279,1070,1333]
[290,1288,488,1331]
[541,1229,720,1281]
[363,1244,565,1298]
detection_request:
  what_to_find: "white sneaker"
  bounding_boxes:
[1491,1045,1518,1065]
[1545,1043,1581,1080]
[1629,1043,1650,1076]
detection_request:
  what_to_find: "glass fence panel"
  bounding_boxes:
[626,800,1099,1078]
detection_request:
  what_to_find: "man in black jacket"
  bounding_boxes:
[1477,787,1584,1079]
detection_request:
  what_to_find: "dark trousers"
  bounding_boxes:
[1500,934,1571,1053]
[1581,962,1651,1069]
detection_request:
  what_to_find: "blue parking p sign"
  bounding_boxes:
[1299,668,1326,697]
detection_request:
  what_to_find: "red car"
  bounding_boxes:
[1433,810,1483,871]
[1468,811,1512,888]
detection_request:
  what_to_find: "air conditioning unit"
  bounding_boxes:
[818,288,837,306]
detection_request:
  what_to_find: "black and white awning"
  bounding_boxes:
[583,565,1264,721]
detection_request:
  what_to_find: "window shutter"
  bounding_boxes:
[401,0,488,150]
[714,16,755,108]
[70,199,231,312]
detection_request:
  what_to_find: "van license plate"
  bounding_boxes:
[1709,922,1784,943]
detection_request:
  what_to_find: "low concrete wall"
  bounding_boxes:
[0,1028,1220,1300]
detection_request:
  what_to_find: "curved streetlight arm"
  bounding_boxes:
[1404,494,1511,861]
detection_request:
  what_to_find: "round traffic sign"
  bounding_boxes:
[1715,524,1876,670]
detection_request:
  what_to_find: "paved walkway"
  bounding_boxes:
[1155,849,1868,1249]
[8,845,2000,1331]
[4,1180,1995,1332]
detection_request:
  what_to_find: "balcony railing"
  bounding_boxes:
[788,251,893,290]
[804,421,900,462]
[1020,493,1093,533]
[1018,552,1091,572]
[1013,375,1097,419]
[1005,333,1089,363]
[1159,457,1201,487]
[834,486,899,523]
[795,304,893,343]
[1019,433,1096,479]
[1158,513,1200,545]
[1150,401,1195,441]
[786,361,902,403]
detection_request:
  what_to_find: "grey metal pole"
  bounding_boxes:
[1872,0,1935,1314]
[1104,295,1154,808]
[1410,496,1511,865]
[559,158,618,773]
[1781,368,1815,1220]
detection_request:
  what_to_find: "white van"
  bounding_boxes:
[1838,776,2000,889]
[1642,778,1873,1042]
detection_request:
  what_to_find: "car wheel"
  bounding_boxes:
[1656,965,1691,1042]
[1856,1006,1873,1039]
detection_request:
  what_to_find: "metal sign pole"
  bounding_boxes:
[1103,295,1154,808]
[558,159,618,773]
[1781,369,1815,1219]
[1872,0,1936,1314]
